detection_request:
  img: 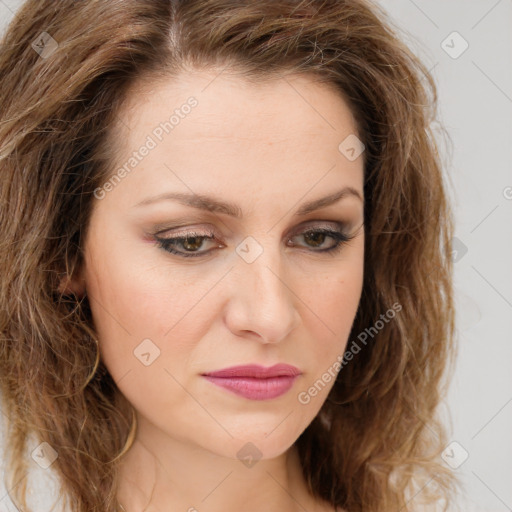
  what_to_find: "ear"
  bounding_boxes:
[57,267,86,298]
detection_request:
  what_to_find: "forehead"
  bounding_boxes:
[99,68,364,213]
[116,67,359,145]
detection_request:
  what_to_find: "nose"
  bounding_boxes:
[223,241,301,344]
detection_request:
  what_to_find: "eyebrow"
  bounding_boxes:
[133,186,363,218]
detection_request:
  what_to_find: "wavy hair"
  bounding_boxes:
[0,0,458,511]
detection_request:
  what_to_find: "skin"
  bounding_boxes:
[63,68,364,512]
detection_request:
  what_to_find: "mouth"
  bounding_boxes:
[201,364,302,400]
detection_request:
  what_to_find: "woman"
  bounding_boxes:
[0,1,458,511]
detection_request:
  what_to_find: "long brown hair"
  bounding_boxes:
[0,1,458,510]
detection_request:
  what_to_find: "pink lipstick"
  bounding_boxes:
[201,364,301,400]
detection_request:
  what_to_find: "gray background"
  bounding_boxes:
[0,1,511,511]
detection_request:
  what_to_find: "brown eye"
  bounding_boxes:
[289,227,355,254]
[155,230,221,258]
[154,223,357,259]
[303,230,332,248]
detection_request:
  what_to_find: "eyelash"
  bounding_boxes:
[154,224,357,259]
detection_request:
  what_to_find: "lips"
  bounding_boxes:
[202,363,301,379]
[201,364,302,400]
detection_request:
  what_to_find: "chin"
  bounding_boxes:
[203,423,306,462]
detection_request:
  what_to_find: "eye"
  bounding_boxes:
[287,226,356,255]
[153,223,358,258]
[154,229,222,258]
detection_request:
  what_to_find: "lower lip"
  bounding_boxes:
[202,375,299,400]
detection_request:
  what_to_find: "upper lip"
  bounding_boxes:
[202,364,301,378]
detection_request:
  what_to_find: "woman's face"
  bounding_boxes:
[77,69,365,460]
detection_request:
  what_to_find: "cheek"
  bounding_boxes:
[83,245,219,381]
[307,252,364,339]
[291,265,363,415]
[84,257,218,426]
[322,270,363,334]
[313,281,362,375]
[296,250,364,395]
